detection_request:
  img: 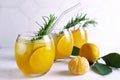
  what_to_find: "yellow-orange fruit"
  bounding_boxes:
[68,56,89,75]
[80,43,100,63]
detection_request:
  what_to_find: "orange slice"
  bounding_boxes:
[29,47,54,73]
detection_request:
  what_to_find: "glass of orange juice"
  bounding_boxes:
[52,29,73,60]
[14,32,55,77]
[71,27,88,56]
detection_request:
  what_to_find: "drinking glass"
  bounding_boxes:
[52,29,73,60]
[14,32,55,77]
[71,27,88,56]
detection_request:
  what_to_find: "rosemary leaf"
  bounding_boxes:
[32,14,56,40]
[64,13,97,29]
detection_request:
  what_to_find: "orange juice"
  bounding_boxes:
[72,28,88,48]
[15,33,55,77]
[52,29,73,59]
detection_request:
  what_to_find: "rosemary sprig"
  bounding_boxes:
[64,13,97,29]
[32,14,56,40]
[82,19,97,27]
[64,14,88,29]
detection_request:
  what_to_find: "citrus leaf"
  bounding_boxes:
[102,52,120,68]
[92,62,112,75]
[71,46,80,56]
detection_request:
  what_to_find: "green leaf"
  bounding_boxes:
[102,52,120,68]
[92,62,112,75]
[71,46,80,56]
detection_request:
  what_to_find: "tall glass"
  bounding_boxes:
[52,29,73,60]
[71,27,88,56]
[72,28,88,48]
[14,32,55,77]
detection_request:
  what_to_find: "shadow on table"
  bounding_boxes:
[51,70,74,77]
[0,68,27,79]
[58,70,73,76]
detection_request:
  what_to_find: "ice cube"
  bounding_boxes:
[16,42,27,55]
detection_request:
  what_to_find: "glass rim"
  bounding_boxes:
[18,31,52,37]
[51,28,71,33]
